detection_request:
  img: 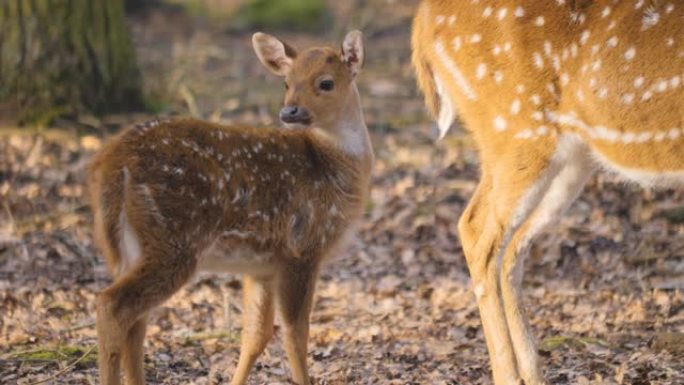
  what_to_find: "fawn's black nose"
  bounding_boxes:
[279,105,311,125]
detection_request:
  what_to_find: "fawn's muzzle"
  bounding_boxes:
[280,105,312,125]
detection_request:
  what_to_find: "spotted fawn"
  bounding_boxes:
[88,31,373,385]
[412,1,683,384]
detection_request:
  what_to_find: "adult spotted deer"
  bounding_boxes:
[88,31,372,385]
[412,1,683,384]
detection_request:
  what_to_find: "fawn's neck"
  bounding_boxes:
[314,84,374,173]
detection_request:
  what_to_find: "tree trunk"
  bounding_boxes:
[0,0,144,125]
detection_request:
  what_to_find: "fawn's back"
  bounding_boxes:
[89,118,369,276]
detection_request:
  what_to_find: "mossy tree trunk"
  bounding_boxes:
[0,0,144,125]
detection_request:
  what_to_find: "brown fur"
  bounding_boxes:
[413,1,683,385]
[89,32,372,385]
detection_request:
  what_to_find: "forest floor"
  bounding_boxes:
[1,1,684,384]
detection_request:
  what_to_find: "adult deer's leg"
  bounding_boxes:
[458,137,562,385]
[231,276,275,385]
[97,243,197,385]
[276,262,319,385]
[459,171,522,384]
[500,148,595,385]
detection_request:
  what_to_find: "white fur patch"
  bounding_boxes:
[118,209,142,275]
[494,135,587,278]
[516,139,595,255]
[434,73,457,139]
[117,168,142,275]
[434,39,478,101]
[593,152,684,188]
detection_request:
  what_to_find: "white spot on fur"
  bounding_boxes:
[634,76,645,88]
[476,63,488,80]
[514,6,525,17]
[497,7,508,20]
[580,30,591,45]
[560,73,569,86]
[601,6,611,18]
[483,6,493,17]
[494,115,508,131]
[620,93,635,104]
[642,7,660,30]
[624,47,636,61]
[597,87,608,99]
[533,52,544,69]
[510,99,522,115]
[453,36,462,51]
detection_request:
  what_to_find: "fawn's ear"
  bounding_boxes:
[252,32,298,76]
[341,30,364,77]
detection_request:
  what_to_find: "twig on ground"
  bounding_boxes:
[25,344,97,385]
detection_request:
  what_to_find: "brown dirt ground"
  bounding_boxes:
[1,2,683,384]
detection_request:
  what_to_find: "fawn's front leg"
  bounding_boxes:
[276,262,319,385]
[231,276,276,385]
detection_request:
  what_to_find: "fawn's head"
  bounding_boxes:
[252,31,365,135]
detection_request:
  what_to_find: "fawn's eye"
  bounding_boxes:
[319,79,335,91]
[284,82,289,90]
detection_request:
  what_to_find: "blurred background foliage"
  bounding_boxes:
[166,0,331,31]
[0,0,345,127]
[0,0,419,131]
[0,0,144,126]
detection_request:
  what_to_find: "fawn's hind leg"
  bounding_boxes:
[231,276,276,385]
[97,247,197,385]
[122,316,148,385]
[276,262,319,385]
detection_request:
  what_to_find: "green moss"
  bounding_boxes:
[9,345,97,366]
[237,0,329,32]
[181,329,240,345]
[540,335,608,351]
[143,95,169,114]
[660,206,684,224]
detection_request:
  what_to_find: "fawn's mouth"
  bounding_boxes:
[281,117,312,128]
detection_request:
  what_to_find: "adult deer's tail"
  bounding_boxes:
[411,2,439,119]
[411,1,456,138]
